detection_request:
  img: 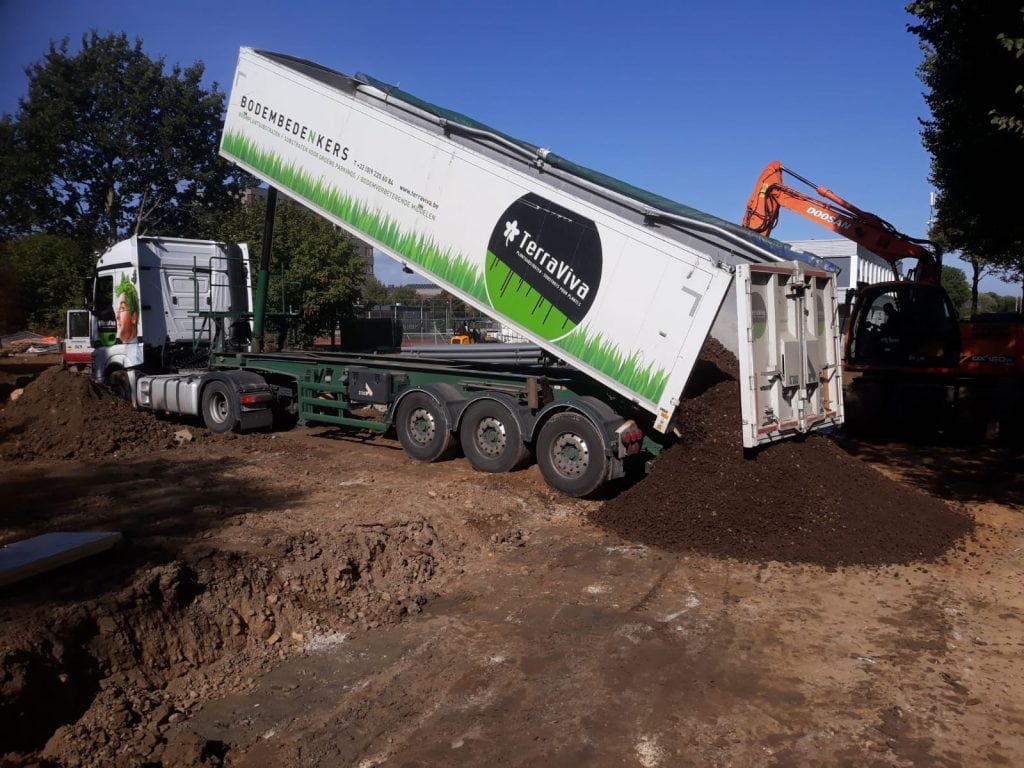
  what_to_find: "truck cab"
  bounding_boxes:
[87,236,254,399]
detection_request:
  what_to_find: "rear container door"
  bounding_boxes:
[736,262,844,448]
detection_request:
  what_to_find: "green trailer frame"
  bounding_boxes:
[209,347,653,496]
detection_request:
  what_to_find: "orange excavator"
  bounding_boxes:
[743,161,943,283]
[743,161,1022,438]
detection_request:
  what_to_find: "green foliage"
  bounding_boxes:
[940,265,971,316]
[0,234,89,333]
[0,32,250,253]
[359,277,424,308]
[211,196,365,348]
[391,285,420,305]
[939,262,1019,316]
[907,2,1024,272]
[993,10,1024,136]
[221,131,488,304]
[975,291,1019,315]
[361,277,391,308]
[990,253,1024,295]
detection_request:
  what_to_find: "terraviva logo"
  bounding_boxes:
[485,194,602,341]
[501,221,591,301]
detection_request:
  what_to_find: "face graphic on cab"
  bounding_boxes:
[114,275,140,344]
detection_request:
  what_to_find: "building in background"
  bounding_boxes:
[350,239,374,279]
[406,283,444,300]
[787,239,899,327]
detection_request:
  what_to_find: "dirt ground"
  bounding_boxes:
[1,352,1022,767]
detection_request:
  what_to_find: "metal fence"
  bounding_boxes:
[365,302,529,346]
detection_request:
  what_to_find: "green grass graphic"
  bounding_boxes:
[484,253,576,340]
[224,130,668,403]
[556,326,670,403]
[222,131,487,304]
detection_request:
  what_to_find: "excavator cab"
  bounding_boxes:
[846,282,960,370]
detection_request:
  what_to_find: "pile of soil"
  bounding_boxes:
[1,524,443,767]
[591,339,975,568]
[0,366,197,461]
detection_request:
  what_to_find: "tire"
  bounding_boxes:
[395,391,456,462]
[459,399,530,473]
[272,402,300,431]
[536,412,610,498]
[108,369,132,403]
[202,380,239,434]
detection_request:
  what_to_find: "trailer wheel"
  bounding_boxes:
[395,392,456,462]
[536,412,609,498]
[459,399,530,473]
[202,381,238,434]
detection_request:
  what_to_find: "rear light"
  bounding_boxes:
[615,420,644,457]
[239,392,272,406]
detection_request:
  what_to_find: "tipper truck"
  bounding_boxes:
[87,47,845,497]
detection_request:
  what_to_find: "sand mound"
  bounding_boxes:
[590,339,974,567]
[1,367,188,461]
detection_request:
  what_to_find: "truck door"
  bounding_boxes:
[735,263,844,448]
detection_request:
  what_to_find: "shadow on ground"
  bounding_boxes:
[0,453,306,604]
[838,436,1023,508]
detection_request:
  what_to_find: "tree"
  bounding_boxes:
[907,2,1024,274]
[360,277,391,309]
[391,285,420,305]
[359,279,424,309]
[212,197,365,348]
[976,291,1019,315]
[0,234,87,333]
[0,32,249,254]
[962,253,1001,317]
[940,265,971,317]
[991,254,1024,306]
[992,12,1024,136]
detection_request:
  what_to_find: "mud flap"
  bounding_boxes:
[736,263,845,448]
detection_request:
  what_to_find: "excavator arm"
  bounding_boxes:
[742,161,943,284]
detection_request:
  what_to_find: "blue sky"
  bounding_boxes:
[0,1,1014,293]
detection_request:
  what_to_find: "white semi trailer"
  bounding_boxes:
[90,47,845,497]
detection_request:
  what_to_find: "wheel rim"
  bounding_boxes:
[408,407,436,446]
[550,432,589,478]
[474,416,507,458]
[209,392,229,423]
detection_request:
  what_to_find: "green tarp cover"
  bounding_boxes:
[256,50,836,274]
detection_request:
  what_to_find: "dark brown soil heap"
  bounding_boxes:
[591,339,975,568]
[0,366,187,461]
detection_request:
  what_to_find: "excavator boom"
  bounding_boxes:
[742,161,942,283]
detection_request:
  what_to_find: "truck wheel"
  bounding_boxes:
[459,399,530,473]
[395,391,456,462]
[202,381,238,433]
[108,370,132,402]
[536,412,609,498]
